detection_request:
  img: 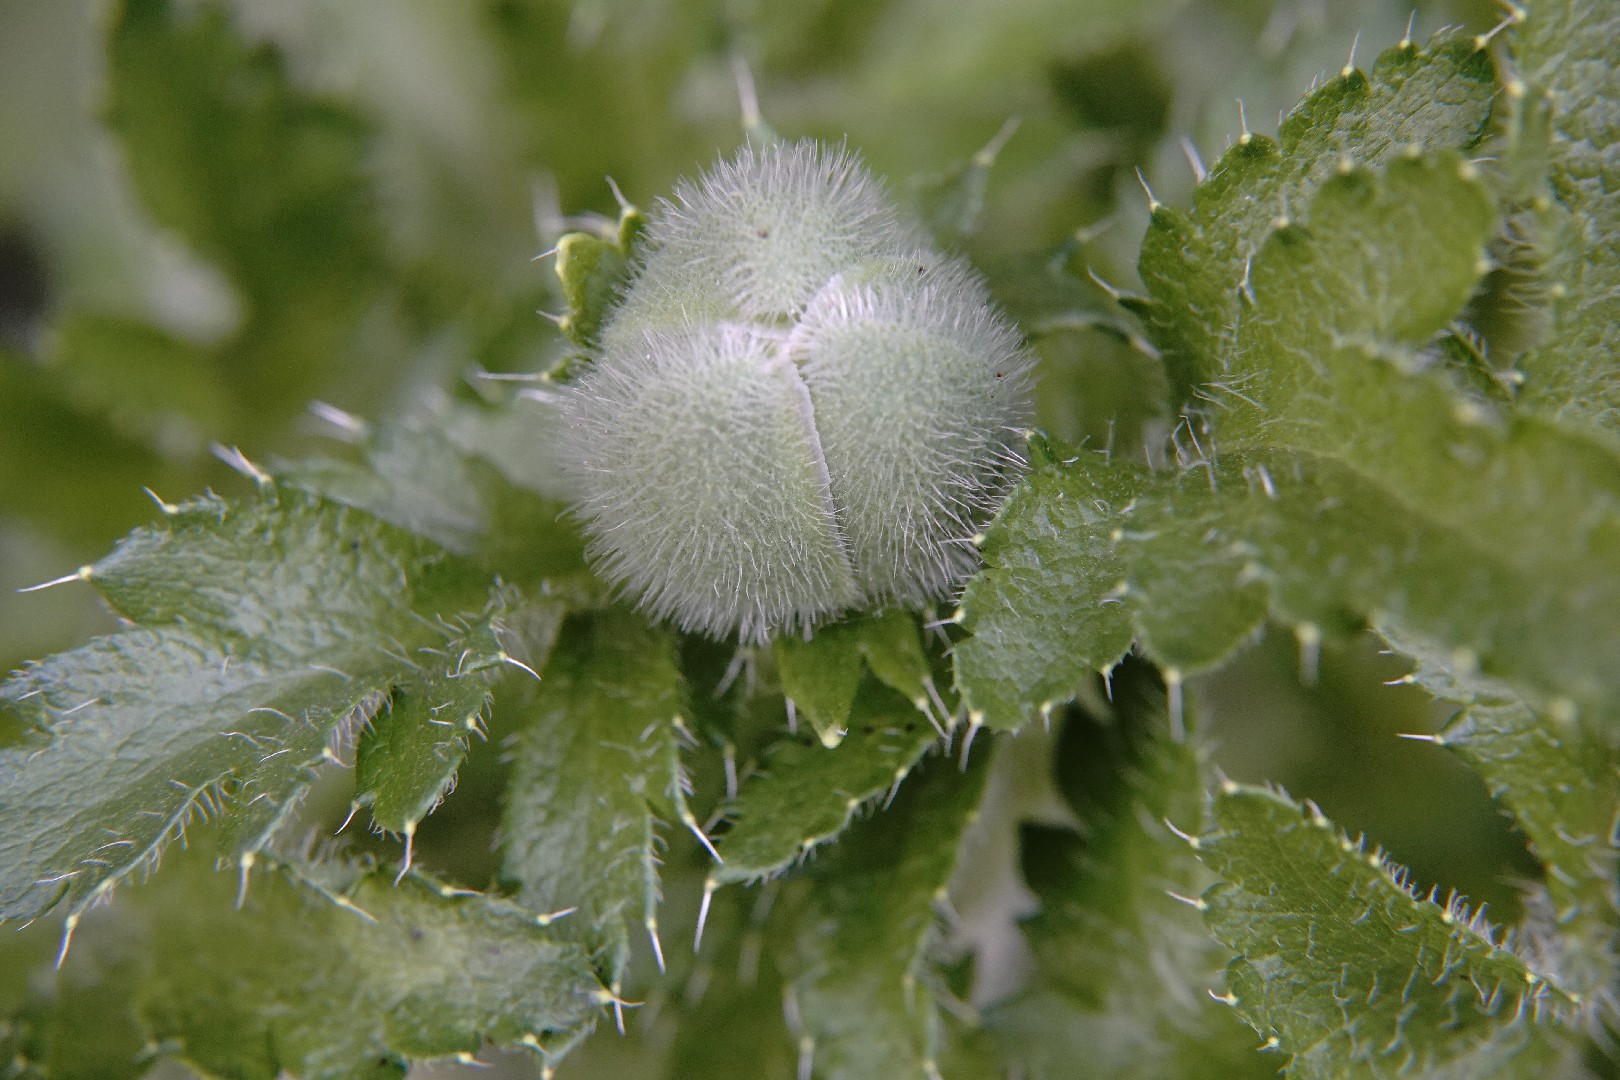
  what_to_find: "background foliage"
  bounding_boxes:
[0,0,1615,1077]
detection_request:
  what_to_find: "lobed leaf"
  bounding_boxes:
[1511,0,1620,433]
[1130,29,1495,398]
[787,747,988,1080]
[351,615,510,839]
[0,487,496,924]
[953,440,1136,732]
[1384,627,1620,1004]
[711,679,943,884]
[1197,784,1579,1078]
[959,154,1620,728]
[499,610,699,992]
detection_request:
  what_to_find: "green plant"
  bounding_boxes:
[0,1,1615,1078]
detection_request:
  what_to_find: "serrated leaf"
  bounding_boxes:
[1512,0,1620,432]
[1198,784,1578,1078]
[0,487,495,923]
[499,610,697,989]
[353,614,513,838]
[713,679,942,884]
[954,457,1144,731]
[1131,30,1495,398]
[961,155,1620,729]
[775,624,865,750]
[12,848,604,1080]
[786,749,987,1080]
[1382,627,1620,1002]
[985,660,1271,1079]
[774,610,937,749]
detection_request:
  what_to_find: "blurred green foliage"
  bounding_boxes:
[1,0,1613,1078]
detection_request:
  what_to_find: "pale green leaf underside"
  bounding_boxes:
[0,489,493,923]
[276,411,587,583]
[1199,785,1576,1079]
[789,751,987,1080]
[499,611,692,984]
[1513,0,1620,432]
[713,680,942,884]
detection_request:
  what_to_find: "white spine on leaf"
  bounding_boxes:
[561,140,1033,643]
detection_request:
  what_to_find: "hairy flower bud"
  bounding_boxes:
[562,140,1032,642]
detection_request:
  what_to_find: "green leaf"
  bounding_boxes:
[953,453,1136,731]
[1130,30,1495,399]
[1382,627,1620,1002]
[1197,784,1579,1078]
[1511,0,1620,432]
[712,679,943,884]
[0,486,495,924]
[985,660,1271,1080]
[499,610,701,992]
[14,848,605,1080]
[960,154,1620,729]
[352,614,511,840]
[774,624,865,750]
[786,748,988,1080]
[774,610,938,749]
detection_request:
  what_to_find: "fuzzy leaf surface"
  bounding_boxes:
[1199,784,1577,1078]
[352,615,510,837]
[787,749,987,1080]
[499,611,693,985]
[713,680,941,884]
[277,411,587,585]
[0,488,493,922]
[1512,0,1620,432]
